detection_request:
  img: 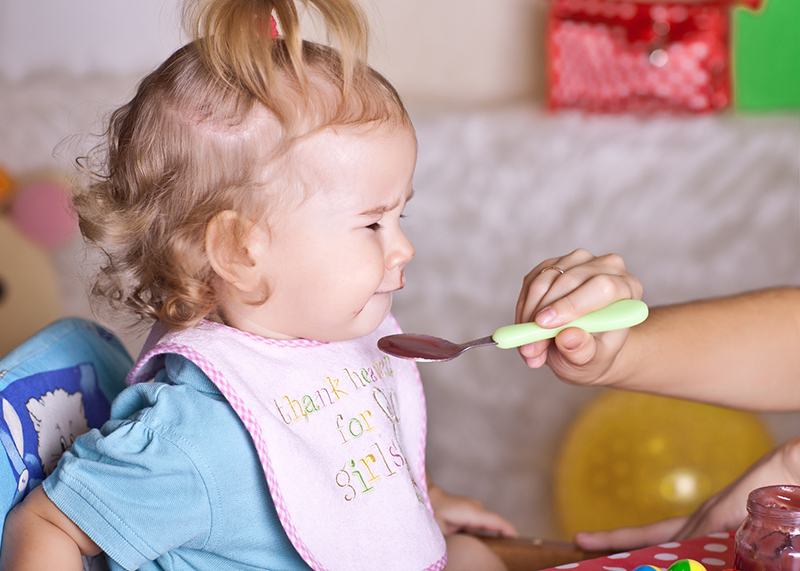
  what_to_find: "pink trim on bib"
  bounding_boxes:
[128,315,447,571]
[139,341,325,569]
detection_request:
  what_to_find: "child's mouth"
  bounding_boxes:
[377,273,405,295]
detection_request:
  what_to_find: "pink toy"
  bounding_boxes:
[10,180,77,249]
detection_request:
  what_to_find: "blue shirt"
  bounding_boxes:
[44,354,313,571]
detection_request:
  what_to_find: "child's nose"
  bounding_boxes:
[387,230,415,269]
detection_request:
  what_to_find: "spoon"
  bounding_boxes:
[378,299,648,362]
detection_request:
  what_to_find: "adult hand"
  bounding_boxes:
[515,249,642,385]
[574,436,800,552]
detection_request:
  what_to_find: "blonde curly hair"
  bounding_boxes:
[74,0,412,331]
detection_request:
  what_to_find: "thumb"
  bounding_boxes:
[553,328,596,366]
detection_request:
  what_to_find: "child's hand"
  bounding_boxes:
[574,436,800,552]
[515,249,642,385]
[428,483,518,538]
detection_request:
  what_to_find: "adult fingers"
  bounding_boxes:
[517,251,641,328]
[533,259,642,329]
[551,327,597,367]
[516,249,597,324]
[517,338,553,368]
[520,329,597,375]
[540,326,631,385]
[574,516,688,552]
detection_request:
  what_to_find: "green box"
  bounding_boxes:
[733,0,800,111]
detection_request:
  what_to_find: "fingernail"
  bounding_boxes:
[536,307,557,327]
[561,336,581,351]
[517,343,534,358]
[526,356,544,369]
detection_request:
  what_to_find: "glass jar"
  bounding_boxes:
[734,485,800,571]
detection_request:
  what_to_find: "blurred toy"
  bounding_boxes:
[555,390,774,538]
[733,0,800,111]
[0,165,78,358]
[668,559,706,571]
[0,167,12,203]
[10,178,77,250]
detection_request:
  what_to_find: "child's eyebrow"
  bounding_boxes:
[359,188,415,216]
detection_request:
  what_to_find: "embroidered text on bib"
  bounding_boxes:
[128,315,447,571]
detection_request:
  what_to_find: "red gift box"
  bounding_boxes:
[546,0,759,113]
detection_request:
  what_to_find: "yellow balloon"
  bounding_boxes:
[555,390,774,538]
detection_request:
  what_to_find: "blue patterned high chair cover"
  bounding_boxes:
[0,318,132,542]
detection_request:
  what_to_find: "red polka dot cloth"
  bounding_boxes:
[544,0,757,113]
[551,532,735,571]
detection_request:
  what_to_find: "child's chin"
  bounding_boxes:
[356,297,392,336]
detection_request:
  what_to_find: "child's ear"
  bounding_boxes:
[205,210,266,294]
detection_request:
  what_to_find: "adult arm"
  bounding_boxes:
[564,287,800,411]
[515,252,800,409]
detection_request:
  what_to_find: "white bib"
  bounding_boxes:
[127,315,447,571]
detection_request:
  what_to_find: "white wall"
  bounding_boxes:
[365,0,546,105]
[0,0,182,78]
[0,0,546,105]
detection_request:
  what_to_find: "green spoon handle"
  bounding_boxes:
[492,299,649,349]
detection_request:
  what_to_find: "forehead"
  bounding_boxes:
[300,122,416,156]
[290,122,416,181]
[280,123,415,213]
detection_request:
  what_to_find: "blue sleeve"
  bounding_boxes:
[43,383,215,569]
[43,356,312,571]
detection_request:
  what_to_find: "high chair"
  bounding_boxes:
[0,317,132,569]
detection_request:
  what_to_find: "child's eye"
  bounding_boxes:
[367,222,382,231]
